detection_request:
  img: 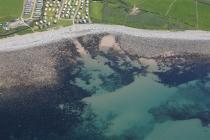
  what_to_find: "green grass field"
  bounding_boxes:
[90,1,104,22]
[91,0,210,30]
[0,0,24,23]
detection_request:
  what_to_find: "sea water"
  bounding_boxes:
[70,53,210,140]
[1,53,210,140]
[82,74,210,140]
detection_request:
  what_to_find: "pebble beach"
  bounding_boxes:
[0,24,210,57]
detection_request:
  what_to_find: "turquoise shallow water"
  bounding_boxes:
[145,119,210,140]
[84,74,175,137]
[68,53,210,140]
[82,73,210,139]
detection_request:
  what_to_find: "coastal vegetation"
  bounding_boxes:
[0,0,24,23]
[91,0,210,30]
[1,0,210,38]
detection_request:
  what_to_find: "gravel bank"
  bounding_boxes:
[0,24,210,56]
[0,39,79,89]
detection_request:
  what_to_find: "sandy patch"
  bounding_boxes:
[99,35,121,53]
[139,58,159,72]
[73,39,88,56]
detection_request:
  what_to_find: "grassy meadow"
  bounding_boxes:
[90,0,210,30]
[0,0,24,23]
[90,1,104,22]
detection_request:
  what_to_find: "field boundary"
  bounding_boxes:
[165,0,177,16]
[195,0,199,29]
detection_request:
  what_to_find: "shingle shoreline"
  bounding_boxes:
[0,24,210,57]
